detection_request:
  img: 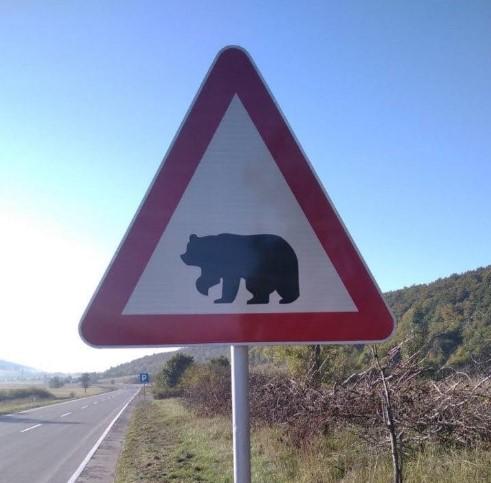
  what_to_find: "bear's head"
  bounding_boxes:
[180,234,204,267]
[181,234,221,295]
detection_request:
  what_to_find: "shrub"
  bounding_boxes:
[0,387,54,402]
[152,353,195,399]
[161,354,194,388]
[209,356,230,370]
[180,360,231,415]
[180,354,491,449]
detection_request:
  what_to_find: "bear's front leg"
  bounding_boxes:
[215,277,240,303]
[196,273,220,296]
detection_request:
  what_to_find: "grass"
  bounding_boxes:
[116,398,491,482]
[49,385,107,399]
[116,399,234,482]
[0,384,111,415]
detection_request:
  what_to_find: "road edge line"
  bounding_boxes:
[66,388,141,483]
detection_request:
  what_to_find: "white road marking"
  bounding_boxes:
[81,405,89,409]
[93,402,98,405]
[60,412,72,418]
[21,424,42,433]
[66,389,141,483]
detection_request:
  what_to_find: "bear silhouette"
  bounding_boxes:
[180,233,299,304]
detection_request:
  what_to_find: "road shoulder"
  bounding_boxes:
[76,391,143,482]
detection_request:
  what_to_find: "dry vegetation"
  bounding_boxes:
[183,350,491,451]
[170,348,491,482]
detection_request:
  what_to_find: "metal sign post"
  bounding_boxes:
[231,345,251,483]
[139,373,149,399]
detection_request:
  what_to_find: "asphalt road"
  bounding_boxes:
[0,386,140,483]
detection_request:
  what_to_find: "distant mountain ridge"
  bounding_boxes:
[102,345,229,378]
[0,359,42,381]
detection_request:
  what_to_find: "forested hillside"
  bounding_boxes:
[104,265,491,379]
[384,264,491,369]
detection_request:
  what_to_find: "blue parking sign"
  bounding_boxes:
[139,372,149,384]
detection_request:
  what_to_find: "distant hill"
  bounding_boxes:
[0,359,43,382]
[102,345,229,378]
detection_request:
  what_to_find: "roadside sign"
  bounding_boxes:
[139,373,149,384]
[79,46,395,347]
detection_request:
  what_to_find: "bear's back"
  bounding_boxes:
[215,233,297,272]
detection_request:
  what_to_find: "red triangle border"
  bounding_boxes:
[79,47,395,347]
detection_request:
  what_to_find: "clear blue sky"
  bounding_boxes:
[1,2,490,371]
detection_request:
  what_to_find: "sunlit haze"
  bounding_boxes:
[0,205,175,372]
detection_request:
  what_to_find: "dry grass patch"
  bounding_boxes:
[49,384,108,399]
[0,384,111,415]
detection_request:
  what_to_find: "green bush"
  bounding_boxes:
[208,355,230,370]
[179,360,231,415]
[153,353,194,399]
[161,354,194,387]
[0,387,54,402]
[152,385,183,399]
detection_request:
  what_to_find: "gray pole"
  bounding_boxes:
[231,345,251,483]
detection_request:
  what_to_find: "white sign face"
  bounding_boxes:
[123,96,357,315]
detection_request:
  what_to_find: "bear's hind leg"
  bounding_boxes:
[246,278,272,304]
[214,277,240,303]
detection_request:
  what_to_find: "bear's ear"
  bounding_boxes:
[190,234,198,241]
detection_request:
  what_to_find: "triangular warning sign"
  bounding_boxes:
[79,47,395,347]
